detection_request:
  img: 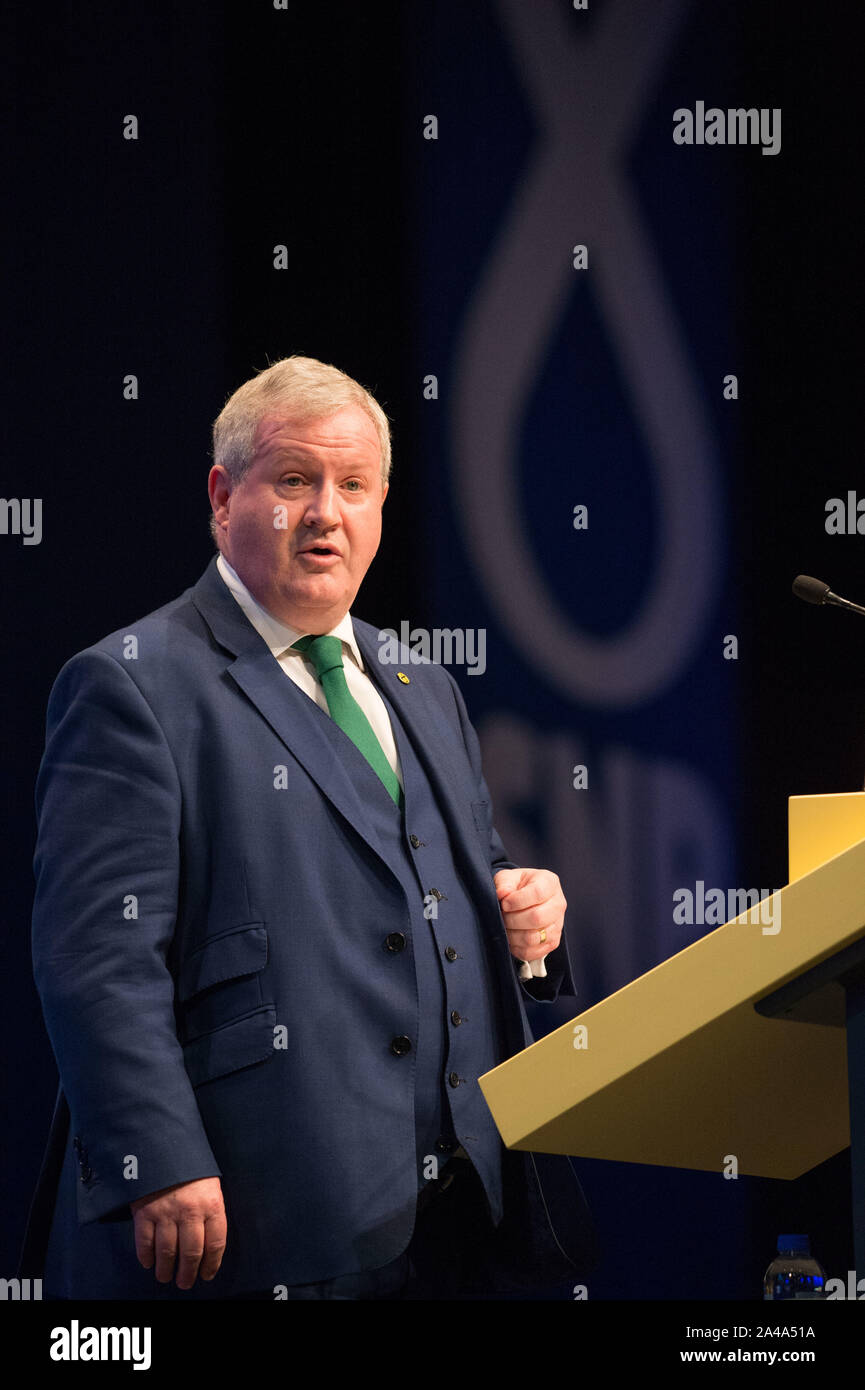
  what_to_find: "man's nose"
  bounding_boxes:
[302,483,340,527]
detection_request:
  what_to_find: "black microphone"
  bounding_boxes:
[792,575,865,619]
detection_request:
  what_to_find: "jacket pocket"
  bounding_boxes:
[176,922,269,1045]
[177,922,268,1001]
[182,1004,277,1088]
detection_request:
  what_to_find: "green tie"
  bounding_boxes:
[292,634,403,807]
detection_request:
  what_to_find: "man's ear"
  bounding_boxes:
[208,464,233,525]
[381,480,389,505]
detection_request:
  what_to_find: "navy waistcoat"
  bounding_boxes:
[357,679,510,1224]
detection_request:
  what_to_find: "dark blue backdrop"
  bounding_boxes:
[405,0,744,1298]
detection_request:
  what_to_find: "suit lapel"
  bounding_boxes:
[353,623,498,906]
[191,559,394,870]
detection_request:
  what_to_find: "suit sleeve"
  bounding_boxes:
[444,671,576,1003]
[31,648,221,1224]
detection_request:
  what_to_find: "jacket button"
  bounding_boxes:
[448,1072,462,1088]
[435,1136,456,1153]
[450,1010,463,1026]
[444,946,458,962]
[72,1135,82,1153]
[79,1165,93,1183]
[384,932,406,953]
[390,1035,412,1056]
[409,834,424,849]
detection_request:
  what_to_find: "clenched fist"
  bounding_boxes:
[494,867,566,964]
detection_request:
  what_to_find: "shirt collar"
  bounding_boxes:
[215,553,365,670]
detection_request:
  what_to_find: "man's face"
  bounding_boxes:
[209,404,388,632]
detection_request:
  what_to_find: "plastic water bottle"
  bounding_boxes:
[763,1234,826,1299]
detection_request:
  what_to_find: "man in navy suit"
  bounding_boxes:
[25,356,596,1299]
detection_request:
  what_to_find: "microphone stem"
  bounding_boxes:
[828,592,865,619]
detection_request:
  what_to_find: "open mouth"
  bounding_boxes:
[299,546,340,563]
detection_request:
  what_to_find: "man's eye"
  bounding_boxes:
[344,480,362,491]
[282,476,303,486]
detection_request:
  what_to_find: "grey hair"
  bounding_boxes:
[209,355,391,546]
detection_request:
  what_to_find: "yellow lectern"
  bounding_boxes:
[479,793,865,1264]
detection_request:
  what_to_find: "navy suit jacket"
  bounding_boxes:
[23,557,597,1297]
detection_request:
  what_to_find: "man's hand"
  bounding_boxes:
[494,867,566,964]
[130,1176,226,1289]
